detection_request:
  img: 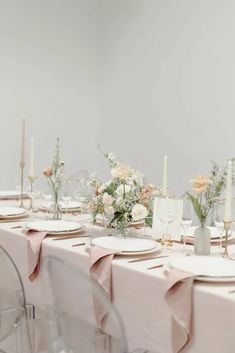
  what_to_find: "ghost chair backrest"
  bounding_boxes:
[0,245,32,353]
[43,255,127,353]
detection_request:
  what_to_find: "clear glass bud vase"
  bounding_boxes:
[115,220,129,238]
[194,223,210,255]
[52,192,62,220]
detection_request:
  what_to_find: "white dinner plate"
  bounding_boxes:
[0,207,27,218]
[41,201,83,211]
[91,236,160,255]
[186,226,232,240]
[25,220,82,235]
[166,256,235,282]
[0,190,28,199]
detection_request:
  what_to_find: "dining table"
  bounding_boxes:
[0,198,235,353]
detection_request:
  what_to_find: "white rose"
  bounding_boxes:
[104,205,115,217]
[102,193,113,206]
[111,164,133,180]
[116,184,131,196]
[131,204,148,221]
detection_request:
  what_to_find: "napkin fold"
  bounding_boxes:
[89,246,116,327]
[26,230,48,281]
[165,268,195,353]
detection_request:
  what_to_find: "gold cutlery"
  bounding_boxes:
[53,234,91,241]
[128,255,169,263]
[11,225,22,229]
[147,264,164,270]
[72,242,86,247]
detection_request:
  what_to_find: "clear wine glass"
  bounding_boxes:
[157,197,175,248]
[181,197,193,253]
[215,202,225,255]
[42,194,52,219]
[61,180,72,214]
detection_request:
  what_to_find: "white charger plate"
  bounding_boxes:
[0,207,27,218]
[90,236,161,255]
[25,220,82,235]
[0,191,28,199]
[41,201,83,211]
[166,256,235,282]
[186,226,232,240]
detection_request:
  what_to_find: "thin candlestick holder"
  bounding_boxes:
[223,220,232,258]
[28,175,37,211]
[19,162,25,209]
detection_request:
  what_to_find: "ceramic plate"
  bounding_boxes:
[166,256,235,282]
[25,220,82,234]
[0,191,28,199]
[0,207,27,218]
[91,236,160,254]
[41,201,83,211]
[186,226,232,240]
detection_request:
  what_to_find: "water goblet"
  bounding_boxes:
[215,203,225,255]
[181,197,193,253]
[42,194,53,219]
[157,197,175,248]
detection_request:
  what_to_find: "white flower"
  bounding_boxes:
[107,152,116,161]
[115,197,123,206]
[116,184,131,196]
[131,204,148,221]
[132,172,144,186]
[98,183,106,194]
[104,205,115,217]
[111,164,133,180]
[102,193,113,206]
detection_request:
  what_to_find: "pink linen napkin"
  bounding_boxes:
[26,230,48,281]
[165,268,195,353]
[89,245,117,327]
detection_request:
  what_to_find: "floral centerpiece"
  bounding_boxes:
[43,138,64,219]
[90,147,159,236]
[187,162,226,254]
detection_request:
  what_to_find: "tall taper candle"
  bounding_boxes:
[29,137,34,178]
[224,159,232,222]
[20,117,26,168]
[162,156,168,197]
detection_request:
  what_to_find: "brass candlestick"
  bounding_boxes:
[19,162,25,209]
[223,221,232,258]
[28,175,37,211]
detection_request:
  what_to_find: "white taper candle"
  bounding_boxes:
[29,137,34,178]
[20,117,26,168]
[162,156,168,197]
[224,159,232,222]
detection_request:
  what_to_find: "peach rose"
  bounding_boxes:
[191,175,211,193]
[111,164,133,180]
[43,167,53,177]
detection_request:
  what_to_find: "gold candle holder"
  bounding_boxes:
[19,162,25,209]
[223,221,232,258]
[28,175,37,211]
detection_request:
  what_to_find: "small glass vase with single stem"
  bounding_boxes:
[180,196,193,253]
[42,194,52,220]
[214,202,225,255]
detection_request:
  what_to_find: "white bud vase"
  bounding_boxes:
[194,223,210,255]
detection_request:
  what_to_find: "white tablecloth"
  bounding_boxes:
[0,201,235,353]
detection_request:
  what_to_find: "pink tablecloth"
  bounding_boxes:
[0,201,235,353]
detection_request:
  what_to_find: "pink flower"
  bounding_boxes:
[43,167,53,177]
[191,176,211,193]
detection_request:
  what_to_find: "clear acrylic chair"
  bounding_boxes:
[43,256,127,353]
[0,245,32,353]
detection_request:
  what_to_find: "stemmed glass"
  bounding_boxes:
[157,197,175,248]
[42,194,53,219]
[181,197,193,253]
[61,179,72,215]
[215,202,225,255]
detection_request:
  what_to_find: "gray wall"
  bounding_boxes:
[0,0,234,194]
